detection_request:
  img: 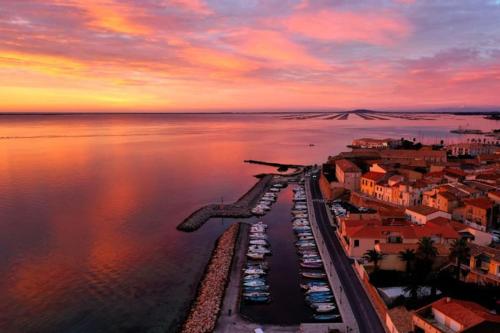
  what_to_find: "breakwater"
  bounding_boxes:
[177,175,274,232]
[181,223,240,333]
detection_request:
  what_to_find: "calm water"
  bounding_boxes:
[0,113,496,332]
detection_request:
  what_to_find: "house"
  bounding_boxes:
[462,197,494,231]
[423,188,460,213]
[412,297,500,332]
[335,159,362,191]
[360,171,386,196]
[339,216,458,259]
[405,206,451,225]
[463,243,500,286]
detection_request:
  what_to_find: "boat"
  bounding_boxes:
[243,274,263,280]
[306,295,333,303]
[302,258,322,264]
[243,280,266,287]
[301,272,327,279]
[251,207,265,216]
[301,262,323,269]
[244,295,270,303]
[248,246,271,254]
[297,232,313,237]
[314,304,336,313]
[243,285,269,292]
[249,239,268,246]
[243,291,270,297]
[249,233,268,239]
[244,268,265,275]
[313,314,340,321]
[306,286,331,293]
[269,188,280,192]
[300,281,328,289]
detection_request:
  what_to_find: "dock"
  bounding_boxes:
[177,175,275,232]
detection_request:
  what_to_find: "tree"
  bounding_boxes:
[449,238,470,281]
[399,249,416,274]
[416,237,438,274]
[403,274,421,301]
[364,249,383,271]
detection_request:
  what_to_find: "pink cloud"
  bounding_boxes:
[167,0,212,15]
[283,9,411,45]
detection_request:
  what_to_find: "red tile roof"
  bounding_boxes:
[430,298,500,329]
[362,171,386,182]
[465,197,494,210]
[406,205,441,216]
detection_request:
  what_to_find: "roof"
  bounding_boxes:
[361,171,386,182]
[335,159,361,173]
[430,298,500,329]
[465,197,494,210]
[387,306,413,333]
[468,243,500,262]
[380,149,447,159]
[406,205,440,216]
[437,190,458,201]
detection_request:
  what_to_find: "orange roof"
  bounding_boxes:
[335,159,361,173]
[431,298,500,328]
[406,205,440,216]
[362,171,386,182]
[465,197,494,210]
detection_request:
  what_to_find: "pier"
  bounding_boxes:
[177,175,275,232]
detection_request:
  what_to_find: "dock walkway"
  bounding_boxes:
[177,175,274,232]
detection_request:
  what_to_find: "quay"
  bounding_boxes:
[177,175,275,232]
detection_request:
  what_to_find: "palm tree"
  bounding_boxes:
[417,237,438,273]
[364,249,383,271]
[449,238,470,281]
[399,249,416,274]
[404,275,421,301]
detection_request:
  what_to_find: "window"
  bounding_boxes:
[354,240,359,247]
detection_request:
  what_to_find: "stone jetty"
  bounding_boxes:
[181,223,240,333]
[177,175,274,232]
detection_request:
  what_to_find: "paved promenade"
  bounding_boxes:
[308,174,386,333]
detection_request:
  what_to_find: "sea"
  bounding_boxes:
[0,112,496,332]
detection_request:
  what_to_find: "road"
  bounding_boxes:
[309,176,386,333]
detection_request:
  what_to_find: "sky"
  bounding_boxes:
[1,0,500,112]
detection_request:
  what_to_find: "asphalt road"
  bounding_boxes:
[309,176,386,333]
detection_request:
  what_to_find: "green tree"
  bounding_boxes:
[399,249,416,274]
[364,249,383,271]
[449,238,470,281]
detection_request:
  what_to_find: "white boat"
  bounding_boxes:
[247,252,265,260]
[250,233,268,238]
[249,246,271,254]
[244,268,265,275]
[307,286,331,293]
[269,188,280,192]
[249,239,268,246]
[313,303,336,313]
[260,200,273,206]
[244,280,266,287]
[251,207,265,215]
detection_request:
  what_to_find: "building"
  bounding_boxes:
[462,197,494,231]
[463,243,500,286]
[379,149,447,164]
[339,217,458,259]
[448,143,497,157]
[405,206,451,225]
[423,188,460,213]
[352,137,399,149]
[361,171,386,196]
[413,297,500,333]
[335,159,362,191]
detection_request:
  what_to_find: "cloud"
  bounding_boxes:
[283,9,411,45]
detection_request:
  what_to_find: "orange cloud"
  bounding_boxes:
[283,9,411,45]
[54,0,151,35]
[168,0,212,14]
[231,29,327,69]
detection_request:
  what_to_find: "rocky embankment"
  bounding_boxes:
[181,223,240,333]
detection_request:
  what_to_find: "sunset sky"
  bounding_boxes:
[1,0,500,111]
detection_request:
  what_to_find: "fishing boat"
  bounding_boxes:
[306,286,330,293]
[243,280,266,287]
[244,295,270,303]
[301,272,327,279]
[244,268,265,275]
[313,314,340,321]
[313,304,336,313]
[301,262,323,269]
[243,285,270,292]
[243,291,270,297]
[249,239,268,246]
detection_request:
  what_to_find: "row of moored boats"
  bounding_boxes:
[243,222,271,303]
[251,183,285,216]
[292,185,341,322]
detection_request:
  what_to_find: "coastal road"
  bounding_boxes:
[309,176,386,333]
